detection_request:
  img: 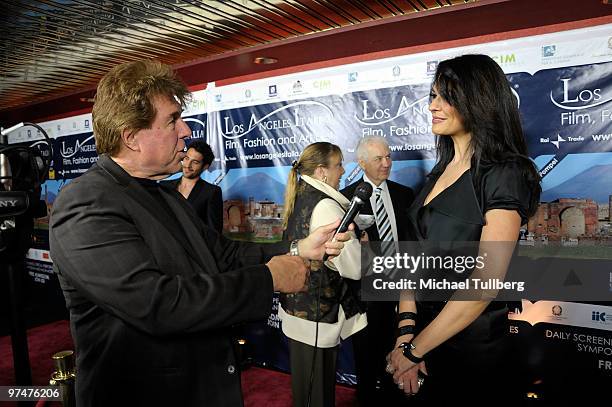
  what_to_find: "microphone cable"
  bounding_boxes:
[306,269,322,407]
[304,183,372,406]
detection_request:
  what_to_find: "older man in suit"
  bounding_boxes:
[341,136,414,406]
[163,140,223,232]
[49,60,351,407]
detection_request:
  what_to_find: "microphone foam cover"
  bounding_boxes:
[355,182,373,200]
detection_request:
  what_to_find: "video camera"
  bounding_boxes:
[0,122,53,261]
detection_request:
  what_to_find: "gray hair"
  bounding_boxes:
[356,136,390,161]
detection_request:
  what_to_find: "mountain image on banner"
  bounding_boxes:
[225,172,286,203]
[541,164,612,203]
[46,191,57,204]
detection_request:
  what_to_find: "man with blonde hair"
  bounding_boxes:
[50,60,351,407]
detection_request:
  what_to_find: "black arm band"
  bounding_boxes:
[397,325,415,336]
[399,341,423,364]
[398,312,417,322]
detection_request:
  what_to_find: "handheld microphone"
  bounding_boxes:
[322,182,372,261]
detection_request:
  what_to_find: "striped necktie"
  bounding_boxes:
[375,187,395,250]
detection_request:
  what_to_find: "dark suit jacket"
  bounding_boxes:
[49,155,288,407]
[341,178,414,242]
[163,177,223,233]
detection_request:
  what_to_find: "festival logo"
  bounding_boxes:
[184,117,207,142]
[60,134,96,159]
[355,95,429,127]
[550,77,609,110]
[220,101,333,139]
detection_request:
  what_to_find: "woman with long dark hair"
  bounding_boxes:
[386,54,541,404]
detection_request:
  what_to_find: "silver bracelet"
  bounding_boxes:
[289,240,300,256]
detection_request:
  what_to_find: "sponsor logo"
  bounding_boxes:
[348,72,358,82]
[215,94,222,103]
[550,78,610,110]
[0,199,20,208]
[72,122,77,129]
[313,79,332,90]
[392,65,401,77]
[426,61,438,75]
[57,125,61,131]
[84,119,90,128]
[552,305,563,316]
[539,133,585,149]
[542,45,556,58]
[492,53,517,65]
[292,80,303,92]
[245,89,252,98]
[590,309,612,326]
[268,85,277,97]
[27,130,32,137]
[539,134,565,149]
[608,36,612,50]
[592,311,608,322]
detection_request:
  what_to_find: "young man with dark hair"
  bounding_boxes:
[164,139,223,232]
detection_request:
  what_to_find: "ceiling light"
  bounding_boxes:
[253,57,278,65]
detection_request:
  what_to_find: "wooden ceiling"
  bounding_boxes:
[1,0,610,123]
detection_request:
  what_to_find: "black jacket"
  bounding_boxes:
[162,177,223,233]
[50,155,287,407]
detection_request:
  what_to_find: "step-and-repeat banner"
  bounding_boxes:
[8,23,612,394]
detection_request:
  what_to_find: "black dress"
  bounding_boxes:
[406,160,532,405]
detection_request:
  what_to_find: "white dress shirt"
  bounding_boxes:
[363,173,399,251]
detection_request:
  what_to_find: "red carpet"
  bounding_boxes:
[0,320,357,406]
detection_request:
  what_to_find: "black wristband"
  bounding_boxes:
[398,312,417,322]
[399,341,423,364]
[397,325,415,336]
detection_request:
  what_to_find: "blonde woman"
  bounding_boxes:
[280,142,367,407]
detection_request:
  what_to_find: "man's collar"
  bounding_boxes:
[362,173,388,192]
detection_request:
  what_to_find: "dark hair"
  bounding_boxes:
[430,54,541,217]
[187,140,214,167]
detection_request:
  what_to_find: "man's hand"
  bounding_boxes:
[298,218,354,260]
[267,255,309,293]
